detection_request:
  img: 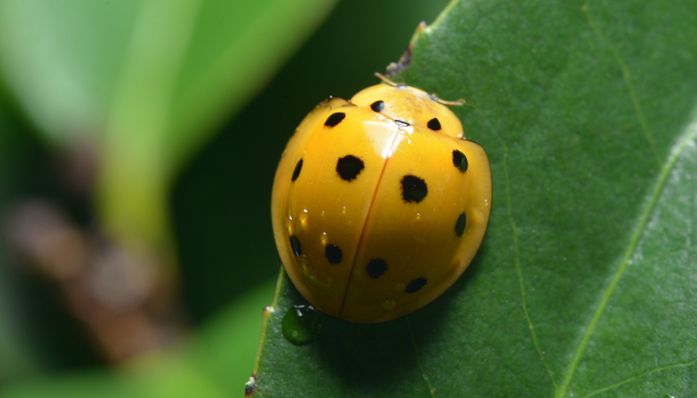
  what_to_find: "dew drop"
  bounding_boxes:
[244,374,257,396]
[286,215,294,233]
[381,299,396,311]
[341,205,348,215]
[471,208,484,225]
[298,257,310,273]
[320,232,328,246]
[263,305,275,315]
[299,208,309,227]
[282,304,320,345]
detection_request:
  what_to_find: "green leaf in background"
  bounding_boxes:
[252,0,697,396]
[0,279,275,398]
[0,0,336,246]
[0,0,336,392]
[0,0,335,170]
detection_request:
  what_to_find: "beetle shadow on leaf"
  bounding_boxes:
[310,241,489,393]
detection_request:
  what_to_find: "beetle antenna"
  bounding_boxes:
[374,72,403,87]
[429,93,466,106]
[375,73,466,106]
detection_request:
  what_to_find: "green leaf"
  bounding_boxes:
[0,0,335,170]
[0,1,139,144]
[0,0,336,246]
[253,1,697,397]
[0,279,275,397]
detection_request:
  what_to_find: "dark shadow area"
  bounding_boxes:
[308,242,489,392]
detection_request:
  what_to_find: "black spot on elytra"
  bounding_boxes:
[336,155,364,181]
[370,100,385,112]
[325,244,342,264]
[324,112,346,127]
[427,117,441,131]
[366,258,387,278]
[291,158,303,182]
[455,212,467,237]
[405,277,427,293]
[401,175,428,203]
[452,150,468,173]
[289,235,302,257]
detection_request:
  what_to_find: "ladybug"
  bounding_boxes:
[271,76,491,323]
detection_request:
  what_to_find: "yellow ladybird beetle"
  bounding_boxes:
[271,76,491,323]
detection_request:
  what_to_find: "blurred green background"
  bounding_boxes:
[0,0,449,396]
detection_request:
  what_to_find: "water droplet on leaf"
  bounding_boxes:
[282,304,320,345]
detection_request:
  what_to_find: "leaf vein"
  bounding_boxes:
[581,0,659,165]
[555,118,697,398]
[407,317,438,398]
[580,358,696,398]
[502,143,558,389]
